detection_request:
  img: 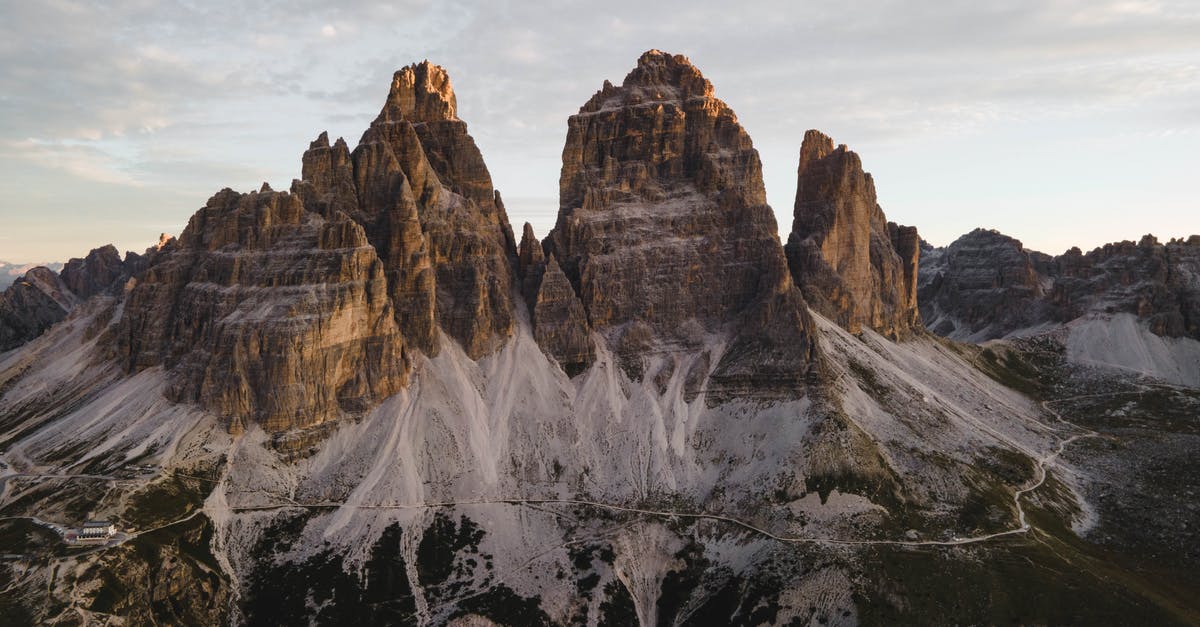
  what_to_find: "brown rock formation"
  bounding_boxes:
[517,222,547,309]
[0,242,153,351]
[119,188,407,432]
[545,50,815,392]
[785,130,920,339]
[114,60,521,433]
[298,61,517,359]
[60,244,128,300]
[0,266,77,350]
[917,229,1057,340]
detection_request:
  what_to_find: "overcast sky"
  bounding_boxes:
[1,0,1197,263]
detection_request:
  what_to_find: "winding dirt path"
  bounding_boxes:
[1,389,1130,553]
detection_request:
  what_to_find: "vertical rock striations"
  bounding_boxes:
[117,60,519,434]
[297,61,517,359]
[1053,235,1200,339]
[544,50,815,392]
[60,244,128,300]
[532,255,593,375]
[785,130,919,339]
[917,229,1057,340]
[118,188,407,433]
[517,222,547,310]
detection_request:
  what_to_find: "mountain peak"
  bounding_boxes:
[579,49,715,115]
[786,130,920,338]
[382,60,458,122]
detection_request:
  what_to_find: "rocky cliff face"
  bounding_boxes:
[3,51,1197,627]
[118,187,408,433]
[918,229,1059,340]
[297,61,516,360]
[785,130,920,339]
[542,50,815,390]
[60,244,127,300]
[920,230,1200,341]
[115,61,517,434]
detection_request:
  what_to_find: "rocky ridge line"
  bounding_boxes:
[920,229,1200,341]
[0,242,163,351]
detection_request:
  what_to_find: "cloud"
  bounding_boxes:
[0,0,1197,261]
[0,139,142,186]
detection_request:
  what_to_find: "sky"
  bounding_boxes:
[0,0,1197,263]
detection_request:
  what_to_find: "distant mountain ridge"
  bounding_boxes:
[920,228,1200,344]
[0,260,64,290]
[0,238,172,351]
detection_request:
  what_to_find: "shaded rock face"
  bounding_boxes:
[1054,235,1200,339]
[531,255,592,375]
[544,50,815,391]
[0,243,152,351]
[118,188,407,433]
[785,130,919,339]
[0,261,64,290]
[0,267,76,351]
[516,221,546,309]
[518,221,593,373]
[60,244,126,300]
[297,61,516,359]
[919,230,1200,341]
[918,229,1058,340]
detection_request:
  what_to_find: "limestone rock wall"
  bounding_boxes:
[785,130,920,339]
[118,188,407,432]
[0,243,151,351]
[297,61,516,359]
[531,255,593,375]
[544,50,815,391]
[114,61,521,433]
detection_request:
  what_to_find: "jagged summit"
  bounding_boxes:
[379,60,458,123]
[539,50,814,392]
[580,49,716,115]
[3,50,1198,626]
[113,60,517,432]
[0,241,159,351]
[786,129,920,339]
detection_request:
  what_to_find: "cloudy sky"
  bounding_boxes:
[1,0,1197,263]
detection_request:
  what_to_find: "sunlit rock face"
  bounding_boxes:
[542,49,816,392]
[117,188,408,433]
[299,61,517,359]
[785,130,920,339]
